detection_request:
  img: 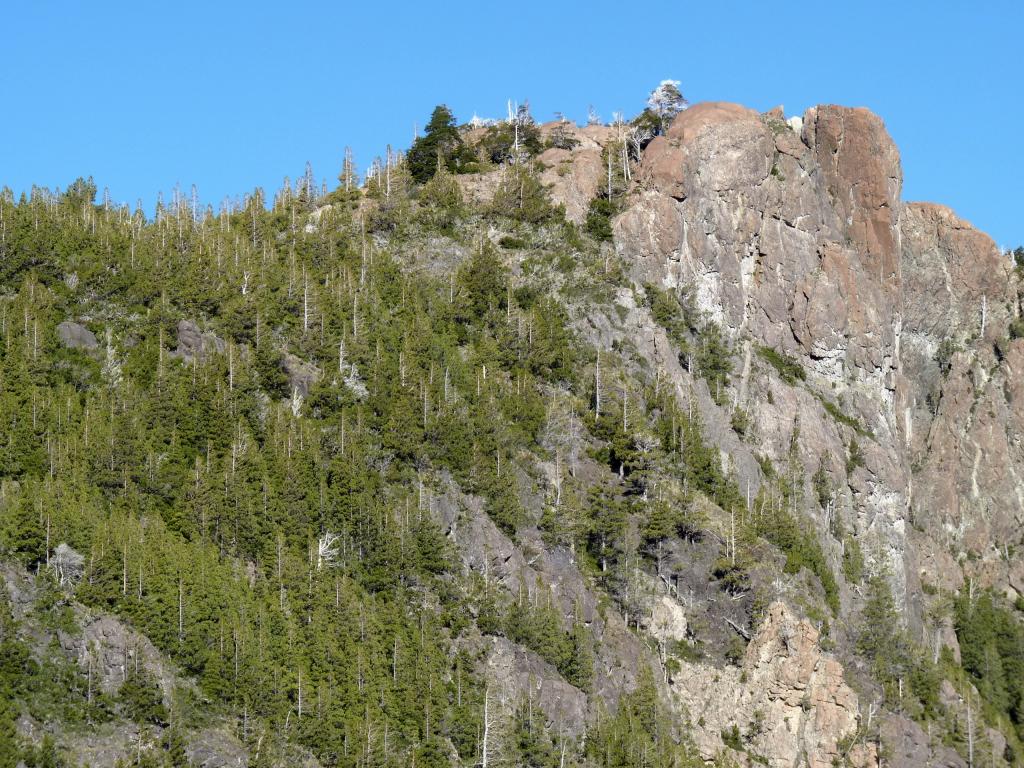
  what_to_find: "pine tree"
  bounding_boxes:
[407,105,469,183]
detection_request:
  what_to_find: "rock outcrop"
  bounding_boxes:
[673,602,871,767]
[592,99,1022,756]
[609,99,1024,606]
[57,320,99,350]
[283,352,321,396]
[434,477,652,725]
[171,319,226,362]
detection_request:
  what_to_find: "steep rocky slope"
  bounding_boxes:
[532,101,1022,764]
[1,97,1021,768]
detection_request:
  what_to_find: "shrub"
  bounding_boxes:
[730,407,750,437]
[490,165,553,223]
[757,345,806,384]
[721,724,743,751]
[585,197,615,241]
[498,235,527,249]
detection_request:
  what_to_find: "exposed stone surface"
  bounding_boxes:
[172,319,226,362]
[673,602,870,767]
[434,476,652,723]
[282,352,322,396]
[483,637,588,734]
[58,610,176,696]
[455,168,502,207]
[57,320,99,350]
[804,105,903,281]
[644,593,688,647]
[640,102,769,200]
[598,98,1022,756]
[879,713,966,768]
[898,202,1021,579]
[537,146,603,224]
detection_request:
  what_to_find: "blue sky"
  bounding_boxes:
[2,1,1021,246]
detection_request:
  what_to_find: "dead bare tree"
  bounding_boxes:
[51,542,84,586]
[317,531,341,570]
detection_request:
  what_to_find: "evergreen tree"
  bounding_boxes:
[407,105,471,183]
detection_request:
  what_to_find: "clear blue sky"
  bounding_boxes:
[2,1,1021,246]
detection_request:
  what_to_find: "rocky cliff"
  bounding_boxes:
[533,100,1021,763]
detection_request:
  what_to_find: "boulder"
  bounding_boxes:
[57,320,98,350]
[283,353,321,396]
[172,320,226,362]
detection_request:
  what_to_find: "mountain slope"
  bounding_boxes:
[0,98,1021,768]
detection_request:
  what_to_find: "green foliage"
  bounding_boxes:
[505,589,593,690]
[0,171,617,765]
[694,322,732,405]
[118,666,168,726]
[756,345,806,384]
[490,165,555,223]
[730,407,750,437]
[752,453,839,616]
[407,105,473,183]
[846,438,865,474]
[818,395,868,436]
[21,736,67,768]
[475,109,542,164]
[587,667,702,767]
[0,687,17,768]
[498,235,527,249]
[857,574,941,720]
[417,164,464,231]
[955,590,1024,740]
[545,122,579,151]
[0,137,933,763]
[842,535,865,584]
[720,723,743,751]
[584,197,615,242]
[712,557,750,596]
[935,337,960,375]
[458,241,508,321]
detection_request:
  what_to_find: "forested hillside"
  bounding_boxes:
[1,96,1023,768]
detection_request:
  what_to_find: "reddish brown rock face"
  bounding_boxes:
[611,100,1022,615]
[672,602,875,768]
[641,102,771,200]
[803,105,902,284]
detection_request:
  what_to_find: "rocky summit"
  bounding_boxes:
[0,93,1021,768]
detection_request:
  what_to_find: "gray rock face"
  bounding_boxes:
[433,477,651,728]
[57,320,98,350]
[880,713,967,768]
[58,611,173,696]
[282,353,321,396]
[484,637,588,734]
[172,320,226,362]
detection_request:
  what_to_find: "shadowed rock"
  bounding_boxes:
[57,321,98,350]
